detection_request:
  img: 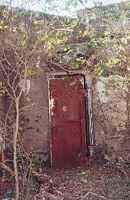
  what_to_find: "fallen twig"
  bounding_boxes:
[82,191,109,200]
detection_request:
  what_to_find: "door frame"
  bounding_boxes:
[47,70,95,167]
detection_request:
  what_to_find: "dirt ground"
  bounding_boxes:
[34,164,130,200]
[1,161,130,200]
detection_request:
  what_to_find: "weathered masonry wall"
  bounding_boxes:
[93,76,130,161]
[22,70,49,154]
[1,71,130,163]
[19,74,130,162]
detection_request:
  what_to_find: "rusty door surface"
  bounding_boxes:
[49,75,88,168]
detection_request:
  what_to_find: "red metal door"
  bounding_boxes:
[49,75,87,168]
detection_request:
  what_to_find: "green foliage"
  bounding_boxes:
[0,81,6,96]
[1,1,130,75]
[88,38,98,48]
[22,67,43,78]
[0,20,8,31]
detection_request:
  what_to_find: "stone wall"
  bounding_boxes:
[22,70,49,154]
[21,73,130,162]
[93,76,130,161]
[1,71,130,163]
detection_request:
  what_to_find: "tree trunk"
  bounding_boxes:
[13,97,20,200]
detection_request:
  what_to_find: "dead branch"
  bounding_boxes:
[0,162,14,176]
[13,97,20,200]
[41,191,63,200]
[47,60,76,73]
[82,191,109,200]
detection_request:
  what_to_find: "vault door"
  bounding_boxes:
[49,75,88,168]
